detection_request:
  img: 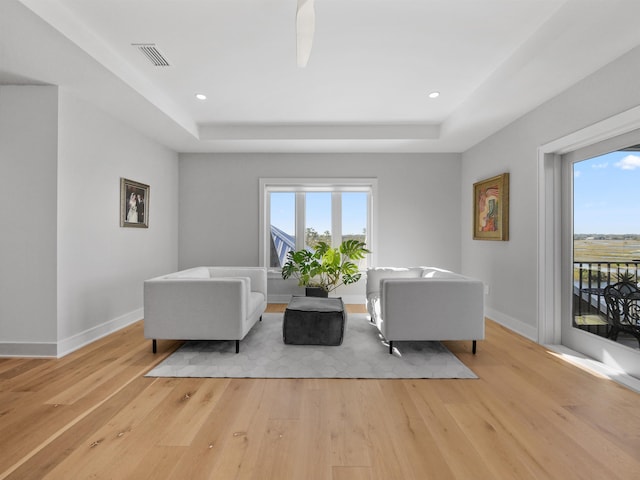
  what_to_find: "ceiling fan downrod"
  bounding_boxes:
[296,0,315,67]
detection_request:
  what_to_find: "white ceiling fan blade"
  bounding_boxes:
[296,0,315,67]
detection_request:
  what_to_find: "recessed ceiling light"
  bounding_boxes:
[428,91,440,99]
[195,93,207,100]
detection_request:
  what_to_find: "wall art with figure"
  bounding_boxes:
[473,173,508,241]
[120,178,149,228]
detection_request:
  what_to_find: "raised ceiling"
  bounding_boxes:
[6,0,640,153]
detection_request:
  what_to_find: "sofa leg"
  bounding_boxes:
[152,339,157,354]
[235,340,240,354]
[389,341,393,354]
[472,340,477,355]
[259,315,262,322]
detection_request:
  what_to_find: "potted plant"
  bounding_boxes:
[281,239,370,296]
[617,271,637,284]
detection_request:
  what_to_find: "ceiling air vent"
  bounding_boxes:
[133,44,170,67]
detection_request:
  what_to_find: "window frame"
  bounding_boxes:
[537,108,640,379]
[259,178,377,270]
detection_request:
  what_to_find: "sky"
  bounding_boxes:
[574,150,640,234]
[270,191,367,236]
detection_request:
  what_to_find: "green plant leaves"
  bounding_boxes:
[280,240,370,293]
[339,239,370,260]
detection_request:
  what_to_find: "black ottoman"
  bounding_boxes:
[283,296,346,346]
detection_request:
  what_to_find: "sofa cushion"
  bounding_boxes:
[422,269,468,280]
[166,267,211,279]
[422,268,452,278]
[367,293,382,325]
[366,267,423,296]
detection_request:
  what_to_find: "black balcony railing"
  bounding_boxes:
[574,260,640,316]
[575,260,640,288]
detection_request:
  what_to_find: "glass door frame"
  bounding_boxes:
[537,106,640,378]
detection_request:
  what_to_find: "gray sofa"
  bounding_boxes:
[144,266,267,353]
[366,267,485,353]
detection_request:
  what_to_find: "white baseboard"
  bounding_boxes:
[56,308,143,358]
[485,307,538,342]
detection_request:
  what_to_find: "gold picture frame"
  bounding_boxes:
[120,178,149,228]
[473,173,509,241]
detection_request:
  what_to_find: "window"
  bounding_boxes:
[538,110,640,378]
[259,178,376,269]
[305,192,332,249]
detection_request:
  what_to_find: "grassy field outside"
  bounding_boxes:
[574,238,640,284]
[574,238,640,262]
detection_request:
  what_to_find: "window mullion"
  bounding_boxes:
[296,192,306,250]
[264,190,271,267]
[332,192,341,248]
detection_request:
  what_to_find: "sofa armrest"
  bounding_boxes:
[209,267,267,296]
[366,267,423,296]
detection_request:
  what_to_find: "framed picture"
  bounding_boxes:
[120,178,149,228]
[473,173,509,241]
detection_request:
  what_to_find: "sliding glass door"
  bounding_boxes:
[562,142,640,376]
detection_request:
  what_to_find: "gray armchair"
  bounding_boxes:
[144,267,267,353]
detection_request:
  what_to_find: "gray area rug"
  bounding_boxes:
[145,313,477,379]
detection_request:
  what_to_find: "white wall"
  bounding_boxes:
[0,2,180,356]
[56,91,179,354]
[0,86,59,355]
[0,85,179,357]
[461,45,640,339]
[179,153,462,301]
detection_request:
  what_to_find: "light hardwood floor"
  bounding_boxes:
[1,304,639,479]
